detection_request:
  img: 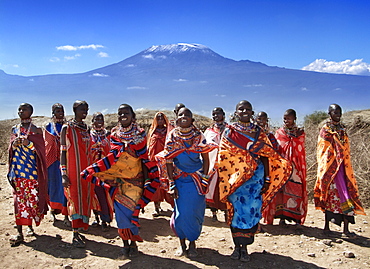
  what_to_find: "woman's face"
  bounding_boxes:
[177,108,193,128]
[329,107,342,123]
[74,104,88,121]
[235,102,253,123]
[18,105,32,119]
[156,113,165,128]
[283,113,295,128]
[256,115,268,129]
[93,115,104,128]
[118,107,133,127]
[53,107,65,120]
[212,110,225,123]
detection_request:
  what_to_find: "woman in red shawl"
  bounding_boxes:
[147,112,174,216]
[60,100,94,248]
[8,103,48,246]
[263,109,307,227]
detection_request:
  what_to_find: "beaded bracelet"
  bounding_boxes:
[264,176,271,183]
[61,145,67,151]
[26,141,35,150]
[166,159,173,164]
[60,164,67,176]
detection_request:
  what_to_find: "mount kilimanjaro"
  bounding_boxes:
[1,43,369,121]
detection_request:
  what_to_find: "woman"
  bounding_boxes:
[44,103,70,225]
[60,100,94,248]
[90,112,113,231]
[255,111,279,151]
[218,100,291,262]
[263,109,307,226]
[156,107,217,257]
[82,104,159,257]
[204,107,228,221]
[314,104,365,237]
[147,112,174,217]
[8,103,48,246]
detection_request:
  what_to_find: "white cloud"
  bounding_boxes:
[215,94,226,97]
[49,57,60,62]
[174,78,187,82]
[127,86,148,90]
[125,64,135,68]
[243,84,263,87]
[56,44,104,51]
[90,73,109,77]
[12,64,19,68]
[98,52,109,58]
[64,54,81,61]
[302,59,370,76]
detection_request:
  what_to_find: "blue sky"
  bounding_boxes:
[1,0,370,76]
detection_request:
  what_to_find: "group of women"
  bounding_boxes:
[7,100,365,262]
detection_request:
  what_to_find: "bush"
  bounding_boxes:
[304,111,328,125]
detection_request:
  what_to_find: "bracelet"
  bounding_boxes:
[61,145,67,151]
[166,159,173,164]
[26,141,34,149]
[264,176,271,183]
[60,165,67,176]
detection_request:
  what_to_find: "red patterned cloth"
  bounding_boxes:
[263,127,307,224]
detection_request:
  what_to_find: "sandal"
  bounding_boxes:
[121,247,130,257]
[9,234,24,246]
[101,222,110,232]
[72,236,85,248]
[240,249,250,262]
[342,232,358,239]
[26,227,35,237]
[230,247,240,260]
[63,218,71,227]
[187,247,198,258]
[129,246,139,257]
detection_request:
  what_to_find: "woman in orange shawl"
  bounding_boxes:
[60,100,94,248]
[218,100,292,262]
[314,104,365,238]
[263,109,307,226]
[147,112,174,216]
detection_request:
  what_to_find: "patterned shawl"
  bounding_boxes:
[218,125,292,225]
[314,123,365,215]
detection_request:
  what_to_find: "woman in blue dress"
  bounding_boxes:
[156,107,217,257]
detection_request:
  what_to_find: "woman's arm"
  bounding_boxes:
[60,125,70,187]
[166,161,178,199]
[260,156,270,193]
[201,152,210,175]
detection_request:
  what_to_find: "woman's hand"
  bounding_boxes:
[168,187,179,199]
[62,175,71,188]
[261,181,270,194]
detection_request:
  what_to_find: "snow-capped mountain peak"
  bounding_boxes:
[145,43,211,54]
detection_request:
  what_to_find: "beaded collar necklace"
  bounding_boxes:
[91,128,108,143]
[213,122,226,133]
[327,119,346,143]
[21,118,32,124]
[176,126,198,141]
[115,122,137,141]
[283,124,299,137]
[18,119,32,138]
[52,118,65,137]
[71,119,88,131]
[232,121,258,133]
[155,127,167,135]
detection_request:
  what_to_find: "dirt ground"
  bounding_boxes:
[0,164,369,269]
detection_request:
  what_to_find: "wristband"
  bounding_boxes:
[166,159,173,164]
[264,176,271,183]
[61,145,67,151]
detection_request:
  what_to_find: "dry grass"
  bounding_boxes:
[304,109,370,208]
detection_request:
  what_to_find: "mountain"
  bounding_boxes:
[1,43,369,122]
